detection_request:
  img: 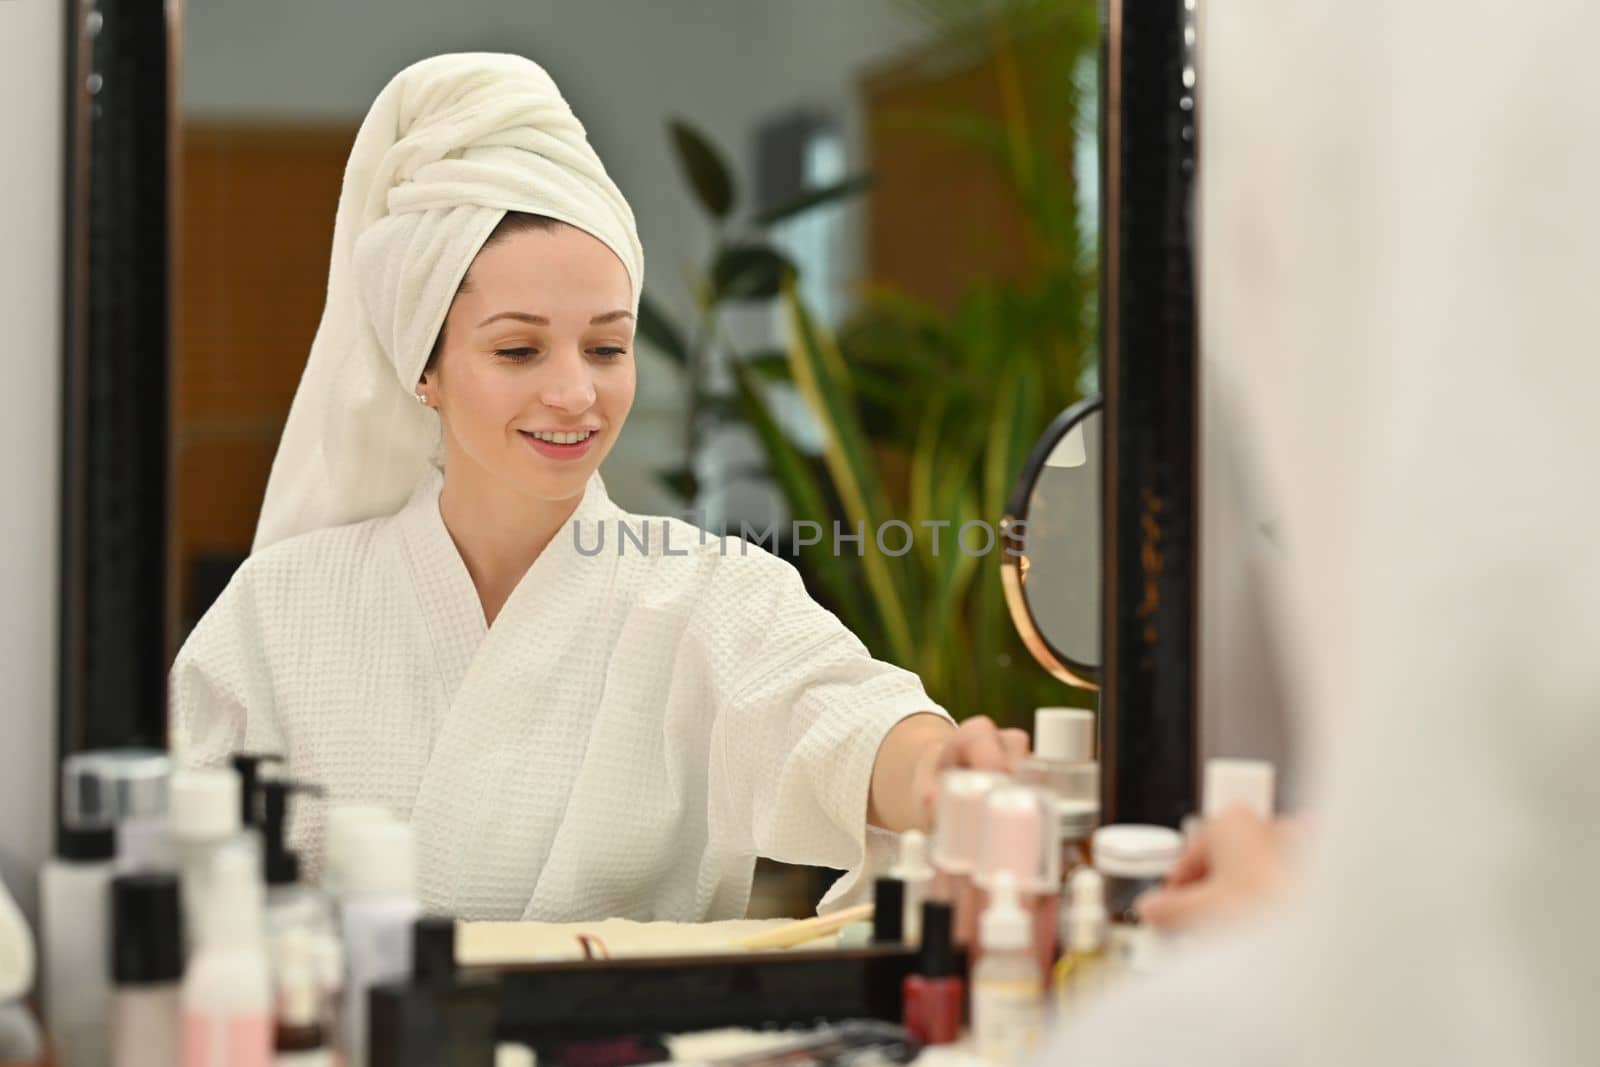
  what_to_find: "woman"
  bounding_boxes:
[171,52,1027,922]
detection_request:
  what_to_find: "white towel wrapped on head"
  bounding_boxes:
[254,51,645,553]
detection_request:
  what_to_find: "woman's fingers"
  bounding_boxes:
[1136,808,1287,932]
[1134,881,1227,930]
[998,727,1031,768]
[929,717,1035,778]
[943,716,1010,771]
[1163,832,1214,889]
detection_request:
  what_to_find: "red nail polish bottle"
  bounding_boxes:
[903,900,964,1045]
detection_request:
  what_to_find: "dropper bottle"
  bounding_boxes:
[1052,866,1109,1016]
[888,830,933,945]
[971,871,1045,1067]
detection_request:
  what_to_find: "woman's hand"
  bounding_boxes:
[1134,808,1306,932]
[870,714,1030,832]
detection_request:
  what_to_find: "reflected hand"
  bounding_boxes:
[911,715,1031,826]
[1134,808,1304,932]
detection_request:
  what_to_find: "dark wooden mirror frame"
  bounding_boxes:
[1099,0,1201,828]
[57,0,178,851]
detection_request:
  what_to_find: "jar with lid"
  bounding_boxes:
[1090,824,1182,975]
[1015,759,1099,879]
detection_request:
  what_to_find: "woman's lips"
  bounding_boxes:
[519,429,597,461]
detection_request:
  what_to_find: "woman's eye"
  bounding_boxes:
[495,348,536,360]
[590,346,628,359]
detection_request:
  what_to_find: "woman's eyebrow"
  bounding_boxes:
[475,309,634,328]
[477,311,546,328]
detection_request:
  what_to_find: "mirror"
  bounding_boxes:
[156,1,1104,924]
[1001,394,1102,689]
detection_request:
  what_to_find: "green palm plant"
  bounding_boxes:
[641,0,1098,725]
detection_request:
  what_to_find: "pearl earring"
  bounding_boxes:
[415,392,428,406]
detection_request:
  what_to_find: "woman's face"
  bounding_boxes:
[427,224,636,505]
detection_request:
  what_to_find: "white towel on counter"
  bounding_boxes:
[172,467,948,921]
[252,52,644,553]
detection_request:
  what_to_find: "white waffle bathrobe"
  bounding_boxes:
[170,467,947,921]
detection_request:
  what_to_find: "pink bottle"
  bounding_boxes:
[182,843,272,1067]
[971,785,1062,976]
[929,769,1009,948]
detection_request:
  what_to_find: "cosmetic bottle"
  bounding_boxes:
[368,917,498,1067]
[1203,758,1276,819]
[340,819,422,1067]
[182,842,272,1067]
[1092,824,1182,975]
[257,778,338,1059]
[170,766,257,950]
[929,769,1008,946]
[888,830,933,946]
[900,901,963,1046]
[319,806,387,1057]
[971,785,1060,974]
[322,805,390,897]
[39,820,113,1067]
[1051,866,1109,1016]
[972,872,1045,1067]
[1033,708,1095,762]
[1016,757,1100,879]
[871,878,904,944]
[273,930,332,1066]
[97,751,176,872]
[110,873,182,1067]
[43,748,170,1067]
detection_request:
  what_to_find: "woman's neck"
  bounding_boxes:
[437,463,586,627]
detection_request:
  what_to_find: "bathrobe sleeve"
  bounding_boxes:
[698,544,952,910]
[168,560,287,769]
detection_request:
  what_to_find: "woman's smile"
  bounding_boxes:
[519,427,598,461]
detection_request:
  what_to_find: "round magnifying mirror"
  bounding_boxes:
[1000,394,1102,689]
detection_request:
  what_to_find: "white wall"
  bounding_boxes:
[0,0,65,930]
[179,0,932,516]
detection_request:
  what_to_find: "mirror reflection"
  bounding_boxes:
[1001,397,1102,690]
[166,0,1100,932]
[1021,407,1102,672]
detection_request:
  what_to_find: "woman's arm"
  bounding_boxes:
[867,712,1031,833]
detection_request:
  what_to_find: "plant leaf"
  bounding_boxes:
[730,360,875,636]
[753,174,874,227]
[712,245,796,302]
[636,292,690,368]
[742,349,793,382]
[782,280,916,665]
[669,119,736,220]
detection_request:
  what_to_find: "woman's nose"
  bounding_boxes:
[538,350,597,412]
